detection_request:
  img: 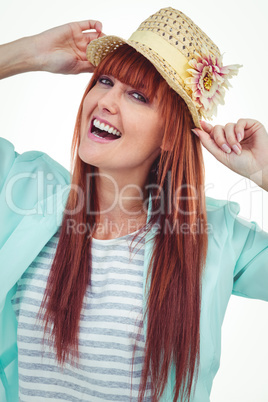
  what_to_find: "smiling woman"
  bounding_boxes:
[44,41,206,401]
[0,6,268,402]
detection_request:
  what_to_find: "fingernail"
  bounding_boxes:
[232,144,241,155]
[237,133,242,142]
[222,144,232,154]
[191,129,199,137]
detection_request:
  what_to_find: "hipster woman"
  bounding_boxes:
[0,6,267,402]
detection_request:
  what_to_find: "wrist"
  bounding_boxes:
[30,33,50,72]
[262,174,268,192]
[250,166,268,192]
[260,166,268,192]
[19,35,43,72]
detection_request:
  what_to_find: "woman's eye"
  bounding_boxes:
[131,92,147,103]
[98,76,113,86]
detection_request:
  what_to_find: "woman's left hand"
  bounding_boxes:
[192,119,268,191]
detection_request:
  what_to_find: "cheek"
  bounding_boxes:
[80,97,96,137]
[145,108,164,143]
[132,121,164,154]
[80,104,87,131]
[149,121,165,149]
[81,97,91,119]
[81,89,97,119]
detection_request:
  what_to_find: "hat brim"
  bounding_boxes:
[86,35,201,129]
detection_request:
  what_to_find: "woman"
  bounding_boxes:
[0,6,267,402]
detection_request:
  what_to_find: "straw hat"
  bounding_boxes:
[86,7,242,128]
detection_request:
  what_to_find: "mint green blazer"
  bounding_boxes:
[0,137,267,401]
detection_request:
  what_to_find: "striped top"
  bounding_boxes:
[12,230,152,401]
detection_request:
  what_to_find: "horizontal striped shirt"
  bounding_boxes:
[12,230,152,401]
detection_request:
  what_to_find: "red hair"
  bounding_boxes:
[40,45,208,401]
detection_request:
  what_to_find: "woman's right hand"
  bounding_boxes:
[33,20,104,74]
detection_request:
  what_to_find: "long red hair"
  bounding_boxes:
[40,45,208,401]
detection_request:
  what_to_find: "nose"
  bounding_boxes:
[98,86,120,115]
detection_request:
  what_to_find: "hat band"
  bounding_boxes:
[128,31,190,80]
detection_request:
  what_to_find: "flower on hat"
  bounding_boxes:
[184,50,242,120]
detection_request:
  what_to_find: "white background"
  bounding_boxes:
[0,0,268,401]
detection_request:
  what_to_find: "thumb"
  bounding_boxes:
[200,120,214,134]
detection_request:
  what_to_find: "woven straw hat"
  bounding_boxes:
[86,7,242,129]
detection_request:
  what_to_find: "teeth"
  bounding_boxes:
[93,119,121,137]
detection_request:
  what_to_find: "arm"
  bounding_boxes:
[0,37,39,79]
[193,119,268,298]
[0,19,103,79]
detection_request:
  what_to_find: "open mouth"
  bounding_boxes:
[91,118,122,141]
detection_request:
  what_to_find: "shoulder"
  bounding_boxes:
[0,138,71,227]
[0,137,70,187]
[206,196,240,222]
[205,196,241,241]
[205,196,266,246]
[206,196,240,214]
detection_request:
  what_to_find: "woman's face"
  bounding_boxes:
[79,75,164,180]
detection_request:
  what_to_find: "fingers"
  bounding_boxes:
[192,126,226,162]
[198,120,242,155]
[200,120,213,134]
[235,118,261,141]
[83,31,105,42]
[234,120,244,142]
[77,62,96,74]
[216,123,242,155]
[76,20,103,33]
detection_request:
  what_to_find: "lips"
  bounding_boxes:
[90,118,122,141]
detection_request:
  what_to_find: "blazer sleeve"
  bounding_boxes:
[231,211,268,301]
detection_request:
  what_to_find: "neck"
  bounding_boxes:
[92,168,149,239]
